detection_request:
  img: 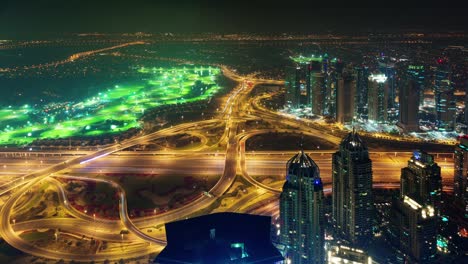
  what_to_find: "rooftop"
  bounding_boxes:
[155,213,283,264]
[368,73,387,83]
[341,131,367,150]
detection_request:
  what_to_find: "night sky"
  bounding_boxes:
[0,0,466,37]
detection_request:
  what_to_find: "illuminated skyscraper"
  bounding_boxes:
[285,65,308,109]
[355,66,369,120]
[280,151,324,264]
[400,151,442,209]
[388,151,441,263]
[379,61,397,112]
[332,131,373,247]
[389,195,438,263]
[326,58,343,118]
[311,72,326,115]
[367,73,388,123]
[336,68,356,124]
[465,80,468,127]
[397,65,424,132]
[454,136,468,219]
[434,59,455,131]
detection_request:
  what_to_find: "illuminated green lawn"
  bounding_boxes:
[0,66,222,145]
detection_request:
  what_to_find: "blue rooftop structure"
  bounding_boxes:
[154,212,284,264]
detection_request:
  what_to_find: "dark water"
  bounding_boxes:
[0,46,141,106]
[0,45,107,67]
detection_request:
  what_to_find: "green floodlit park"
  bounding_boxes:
[0,66,222,145]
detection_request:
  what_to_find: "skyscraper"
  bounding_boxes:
[280,151,325,264]
[389,195,438,263]
[355,66,369,120]
[464,80,468,128]
[397,65,423,132]
[400,151,442,209]
[434,59,455,131]
[388,151,441,263]
[332,131,373,247]
[326,58,343,118]
[336,68,356,124]
[285,66,307,109]
[311,72,326,115]
[454,136,468,219]
[379,61,397,112]
[367,73,388,123]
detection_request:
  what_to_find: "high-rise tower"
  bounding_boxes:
[311,72,326,115]
[285,66,308,109]
[280,151,325,264]
[388,151,441,263]
[332,131,373,247]
[454,136,468,219]
[434,59,455,131]
[400,151,442,209]
[397,65,423,132]
[355,66,369,120]
[367,73,389,123]
[336,68,356,124]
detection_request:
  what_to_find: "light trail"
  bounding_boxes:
[79,152,112,164]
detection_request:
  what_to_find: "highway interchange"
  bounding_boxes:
[0,62,457,262]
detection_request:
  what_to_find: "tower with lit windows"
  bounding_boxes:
[434,59,455,131]
[378,61,397,121]
[397,65,424,132]
[332,131,373,247]
[280,151,324,264]
[388,151,441,263]
[400,151,442,209]
[355,66,369,120]
[285,56,316,109]
[336,67,356,124]
[367,73,388,123]
[454,136,468,219]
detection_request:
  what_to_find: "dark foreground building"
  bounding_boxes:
[454,136,468,219]
[154,212,284,264]
[388,151,440,263]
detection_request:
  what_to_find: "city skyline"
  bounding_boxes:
[0,3,467,263]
